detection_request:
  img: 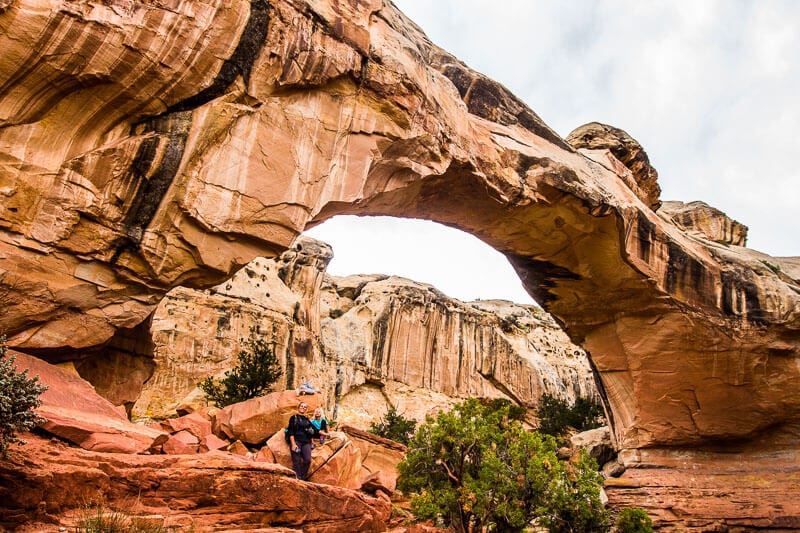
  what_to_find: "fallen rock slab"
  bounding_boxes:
[10,351,166,454]
[213,390,322,445]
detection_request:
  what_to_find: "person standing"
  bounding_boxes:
[287,402,317,480]
[311,407,330,444]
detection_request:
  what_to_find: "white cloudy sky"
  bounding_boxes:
[305,0,799,305]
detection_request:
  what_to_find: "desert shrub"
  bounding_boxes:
[369,405,417,445]
[198,332,282,408]
[398,398,609,533]
[0,336,47,457]
[536,393,605,437]
[615,507,654,533]
[75,500,177,532]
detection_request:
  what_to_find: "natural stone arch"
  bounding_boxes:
[0,0,797,455]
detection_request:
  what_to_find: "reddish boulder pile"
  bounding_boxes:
[0,434,390,532]
[0,355,402,531]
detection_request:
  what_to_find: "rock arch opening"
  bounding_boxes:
[304,215,536,305]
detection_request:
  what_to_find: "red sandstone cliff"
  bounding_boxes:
[1,0,799,529]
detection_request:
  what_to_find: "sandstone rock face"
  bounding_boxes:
[659,200,748,246]
[342,424,406,494]
[1,0,800,526]
[606,444,800,531]
[131,238,597,426]
[0,433,391,532]
[566,121,662,210]
[131,245,330,419]
[325,275,598,426]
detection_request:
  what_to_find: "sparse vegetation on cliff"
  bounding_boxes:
[536,393,605,437]
[369,405,417,445]
[0,336,47,457]
[398,398,609,532]
[198,331,282,408]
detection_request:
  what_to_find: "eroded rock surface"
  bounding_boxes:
[566,121,662,210]
[0,434,390,532]
[9,351,166,454]
[130,237,597,425]
[1,0,799,527]
[659,200,748,246]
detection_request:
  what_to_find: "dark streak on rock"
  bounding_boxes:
[437,63,573,151]
[636,210,656,263]
[114,1,271,255]
[166,0,271,114]
[665,241,706,297]
[372,305,390,373]
[121,111,192,245]
[721,270,765,323]
[508,255,582,307]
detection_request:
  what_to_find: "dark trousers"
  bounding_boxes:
[291,442,312,480]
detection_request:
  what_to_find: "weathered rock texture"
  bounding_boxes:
[566,121,662,210]
[130,237,597,426]
[342,424,406,494]
[0,434,390,533]
[1,0,800,528]
[323,274,597,427]
[9,350,167,454]
[659,200,748,246]
[606,444,800,531]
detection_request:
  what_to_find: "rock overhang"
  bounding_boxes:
[0,0,798,451]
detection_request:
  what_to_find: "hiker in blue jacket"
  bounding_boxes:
[311,407,330,444]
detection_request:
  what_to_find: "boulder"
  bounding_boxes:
[150,410,214,441]
[342,425,406,494]
[162,430,200,455]
[267,430,363,489]
[308,438,363,489]
[359,471,395,497]
[253,445,276,463]
[227,440,251,457]
[200,433,229,453]
[9,351,166,454]
[213,390,322,445]
[569,426,615,466]
[0,433,390,532]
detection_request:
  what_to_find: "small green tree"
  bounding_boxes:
[198,333,282,408]
[615,507,654,533]
[369,405,417,445]
[398,398,609,532]
[537,393,605,437]
[0,336,48,457]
